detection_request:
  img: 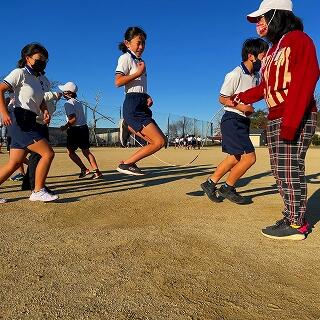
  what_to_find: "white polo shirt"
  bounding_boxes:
[3,67,49,116]
[115,50,147,94]
[220,63,257,117]
[64,98,86,127]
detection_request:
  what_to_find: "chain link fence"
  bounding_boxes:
[48,107,223,147]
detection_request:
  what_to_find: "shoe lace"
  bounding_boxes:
[273,218,288,228]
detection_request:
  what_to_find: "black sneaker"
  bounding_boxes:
[261,219,307,240]
[119,119,130,147]
[201,180,222,203]
[116,163,144,176]
[264,217,289,230]
[218,184,246,204]
[79,169,90,178]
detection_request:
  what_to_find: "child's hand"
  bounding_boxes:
[1,111,12,126]
[136,61,145,76]
[147,96,153,108]
[43,109,51,124]
[223,98,235,107]
[236,104,254,116]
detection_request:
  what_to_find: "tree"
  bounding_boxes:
[250,109,268,129]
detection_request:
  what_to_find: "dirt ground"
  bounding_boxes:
[0,146,319,320]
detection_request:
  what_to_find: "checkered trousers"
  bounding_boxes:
[266,112,317,225]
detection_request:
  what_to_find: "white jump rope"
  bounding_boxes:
[75,97,224,168]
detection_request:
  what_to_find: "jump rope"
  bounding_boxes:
[70,97,224,168]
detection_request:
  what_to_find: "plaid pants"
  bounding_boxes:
[267,112,317,225]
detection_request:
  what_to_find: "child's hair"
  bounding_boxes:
[118,27,147,53]
[17,42,48,68]
[65,91,77,99]
[241,38,269,61]
[263,10,303,44]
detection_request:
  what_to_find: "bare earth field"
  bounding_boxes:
[0,147,319,320]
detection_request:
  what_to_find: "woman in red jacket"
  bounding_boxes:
[229,0,319,240]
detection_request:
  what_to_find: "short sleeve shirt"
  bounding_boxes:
[3,68,49,116]
[115,51,147,94]
[220,64,257,117]
[64,98,87,126]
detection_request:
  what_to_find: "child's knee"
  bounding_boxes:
[43,149,55,161]
[246,153,256,165]
[154,136,165,149]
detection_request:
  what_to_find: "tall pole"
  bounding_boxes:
[167,114,170,147]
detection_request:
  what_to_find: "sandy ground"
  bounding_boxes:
[0,146,319,320]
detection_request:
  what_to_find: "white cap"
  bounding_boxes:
[58,81,78,93]
[247,0,293,23]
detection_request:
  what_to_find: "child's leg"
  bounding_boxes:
[27,139,55,192]
[0,148,27,184]
[123,122,165,165]
[225,152,256,186]
[81,149,99,170]
[22,152,41,190]
[67,148,87,171]
[210,155,240,184]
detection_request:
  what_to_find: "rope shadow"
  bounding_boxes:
[44,164,215,201]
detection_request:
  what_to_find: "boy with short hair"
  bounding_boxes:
[201,38,268,204]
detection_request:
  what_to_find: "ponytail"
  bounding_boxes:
[118,42,128,53]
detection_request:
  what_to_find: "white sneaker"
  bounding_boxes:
[0,198,7,204]
[29,188,59,202]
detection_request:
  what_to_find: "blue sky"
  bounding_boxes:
[1,0,319,127]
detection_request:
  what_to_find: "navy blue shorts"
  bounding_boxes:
[7,108,45,150]
[123,93,153,132]
[67,124,90,151]
[221,111,254,155]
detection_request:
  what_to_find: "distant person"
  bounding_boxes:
[21,90,62,192]
[201,38,268,204]
[197,136,202,149]
[115,26,165,176]
[174,137,179,148]
[0,42,58,203]
[187,135,192,149]
[229,0,319,240]
[59,82,102,180]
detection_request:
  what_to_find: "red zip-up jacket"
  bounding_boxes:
[233,30,319,140]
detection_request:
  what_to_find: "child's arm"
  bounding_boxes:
[0,83,11,126]
[219,96,254,115]
[115,61,145,87]
[60,114,76,131]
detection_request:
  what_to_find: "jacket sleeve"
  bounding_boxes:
[231,81,265,105]
[280,33,319,140]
